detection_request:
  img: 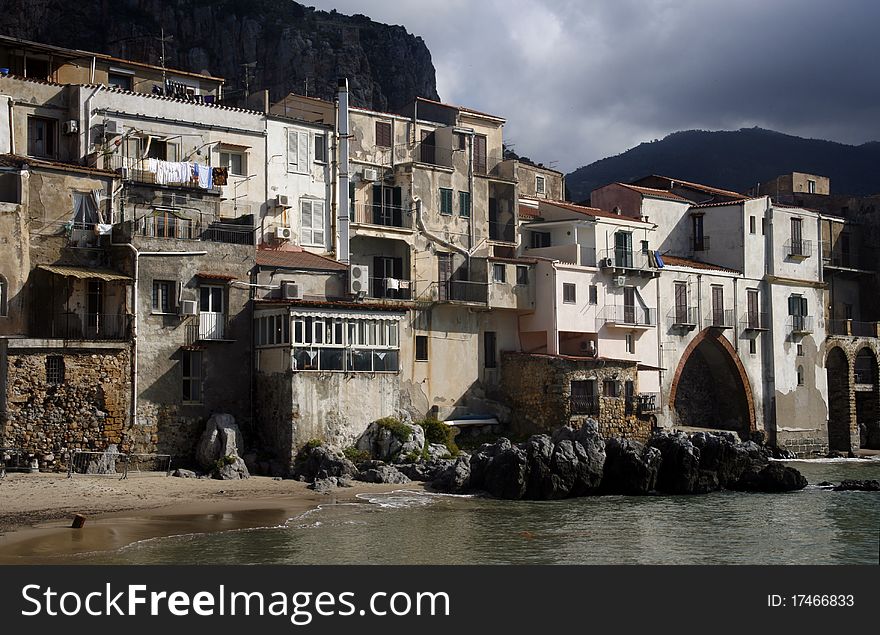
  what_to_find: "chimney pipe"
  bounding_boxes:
[337,77,351,264]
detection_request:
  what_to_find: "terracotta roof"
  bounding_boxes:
[542,199,654,224]
[256,249,348,271]
[518,204,540,218]
[646,175,747,200]
[616,183,691,203]
[0,153,118,178]
[689,199,754,209]
[488,256,538,265]
[660,255,741,274]
[413,96,506,123]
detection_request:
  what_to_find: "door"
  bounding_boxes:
[791,218,803,255]
[712,286,724,326]
[693,215,705,250]
[789,295,808,331]
[747,289,759,328]
[373,256,404,298]
[371,185,403,227]
[199,285,225,339]
[623,286,635,324]
[570,380,596,414]
[438,253,454,301]
[615,232,633,268]
[674,281,688,324]
[420,130,435,164]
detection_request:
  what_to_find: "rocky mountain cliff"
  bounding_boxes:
[566,128,880,202]
[0,0,440,111]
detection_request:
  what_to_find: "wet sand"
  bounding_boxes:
[0,472,423,563]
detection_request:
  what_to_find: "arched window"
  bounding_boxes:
[0,274,7,317]
[797,365,804,386]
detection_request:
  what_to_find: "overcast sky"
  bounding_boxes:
[306,0,880,173]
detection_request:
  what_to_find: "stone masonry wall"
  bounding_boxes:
[2,346,131,471]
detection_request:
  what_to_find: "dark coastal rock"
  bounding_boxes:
[832,479,880,491]
[355,420,425,463]
[292,445,358,482]
[602,438,662,495]
[649,432,702,494]
[469,438,529,499]
[308,477,339,492]
[172,468,197,478]
[430,456,471,494]
[732,462,807,493]
[523,434,554,499]
[396,458,455,482]
[356,464,411,485]
[690,431,762,488]
[213,456,250,480]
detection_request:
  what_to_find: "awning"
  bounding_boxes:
[196,272,238,281]
[289,308,404,321]
[38,264,132,282]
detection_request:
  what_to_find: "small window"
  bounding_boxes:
[761,218,766,236]
[152,280,175,313]
[439,188,454,215]
[535,175,546,194]
[182,350,202,403]
[375,121,392,148]
[484,331,497,369]
[797,365,804,386]
[415,335,429,361]
[0,275,7,317]
[27,116,57,158]
[807,179,816,194]
[749,216,756,234]
[588,284,598,305]
[625,333,635,354]
[749,338,757,355]
[493,263,506,283]
[563,283,576,304]
[516,266,529,286]
[314,134,326,163]
[108,72,133,91]
[220,151,245,176]
[46,356,65,385]
[530,231,551,248]
[797,343,804,356]
[459,191,471,217]
[603,379,619,398]
[454,132,467,150]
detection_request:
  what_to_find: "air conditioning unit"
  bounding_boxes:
[275,194,290,207]
[599,258,613,268]
[102,120,121,136]
[62,120,78,135]
[362,168,379,181]
[276,226,293,241]
[281,281,301,300]
[350,264,369,295]
[613,276,627,287]
[179,300,198,316]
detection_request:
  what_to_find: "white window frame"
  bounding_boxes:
[535,174,546,195]
[314,133,327,163]
[300,198,326,247]
[219,150,246,177]
[287,129,310,174]
[152,280,175,314]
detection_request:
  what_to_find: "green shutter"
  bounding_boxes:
[459,191,470,217]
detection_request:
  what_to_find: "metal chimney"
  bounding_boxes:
[337,77,351,265]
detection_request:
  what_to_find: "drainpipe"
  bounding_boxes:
[550,261,560,355]
[116,242,139,428]
[90,56,96,84]
[413,196,469,258]
[336,78,351,264]
[696,273,703,329]
[655,269,663,414]
[7,98,14,154]
[763,196,777,441]
[330,99,338,255]
[467,130,475,252]
[733,276,738,353]
[82,86,102,162]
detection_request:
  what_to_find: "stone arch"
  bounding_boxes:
[826,346,852,452]
[854,346,880,449]
[669,328,756,434]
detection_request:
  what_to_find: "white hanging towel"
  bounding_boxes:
[385,277,400,290]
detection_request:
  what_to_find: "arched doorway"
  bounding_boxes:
[670,330,754,434]
[854,347,879,449]
[826,347,851,452]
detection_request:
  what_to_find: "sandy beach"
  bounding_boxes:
[0,472,423,563]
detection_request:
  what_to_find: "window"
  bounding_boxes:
[72,191,100,228]
[375,121,392,148]
[588,284,598,305]
[108,72,133,91]
[314,134,326,163]
[220,151,245,176]
[290,315,401,372]
[807,179,816,194]
[797,365,804,386]
[415,335,429,361]
[603,379,619,398]
[530,231,551,248]
[287,129,310,173]
[747,289,760,329]
[458,191,471,217]
[790,217,803,254]
[182,350,202,403]
[484,331,497,369]
[439,188,453,215]
[474,134,487,174]
[674,281,688,324]
[27,116,56,158]
[692,215,706,251]
[145,139,179,161]
[535,175,545,194]
[0,275,7,317]
[625,333,635,354]
[492,263,506,283]
[749,339,757,355]
[563,283,576,304]
[761,218,766,236]
[711,285,724,326]
[516,266,529,286]
[454,132,467,150]
[749,216,756,234]
[46,356,65,385]
[152,280,175,313]
[797,344,804,356]
[300,199,326,246]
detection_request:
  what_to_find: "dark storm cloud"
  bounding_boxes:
[307,0,880,171]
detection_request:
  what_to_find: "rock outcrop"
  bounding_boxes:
[195,413,250,480]
[292,444,357,482]
[356,419,425,463]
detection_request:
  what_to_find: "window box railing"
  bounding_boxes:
[351,203,413,230]
[437,280,489,304]
[185,314,228,343]
[692,235,710,252]
[785,239,812,259]
[489,220,516,243]
[788,315,814,335]
[625,393,659,415]
[601,304,655,327]
[368,277,412,301]
[706,309,735,329]
[668,306,699,329]
[828,319,879,338]
[39,312,131,340]
[597,248,654,271]
[741,312,770,331]
[134,216,254,245]
[570,395,599,416]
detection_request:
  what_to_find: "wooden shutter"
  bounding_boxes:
[474,135,487,174]
[298,131,309,173]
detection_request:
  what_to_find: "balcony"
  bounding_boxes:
[39,313,131,341]
[668,307,699,331]
[488,219,515,243]
[827,319,879,338]
[625,393,660,415]
[788,315,814,335]
[785,239,812,259]
[706,309,735,329]
[692,235,710,252]
[185,314,229,344]
[600,305,655,328]
[597,248,655,273]
[134,216,254,245]
[106,155,220,193]
[741,312,770,331]
[435,280,489,304]
[351,203,413,230]
[367,277,413,301]
[569,395,599,416]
